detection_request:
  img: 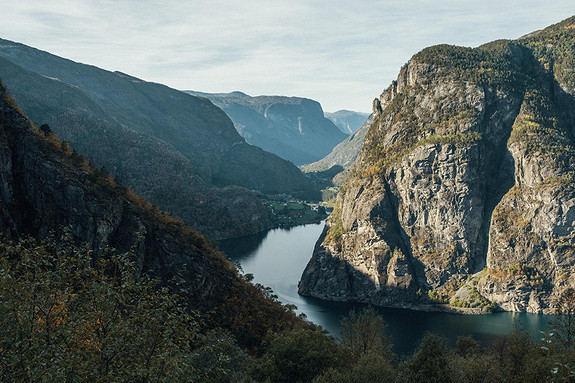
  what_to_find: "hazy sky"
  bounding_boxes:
[1,1,574,112]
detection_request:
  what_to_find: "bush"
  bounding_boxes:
[340,307,394,359]
[0,234,200,382]
[249,328,351,383]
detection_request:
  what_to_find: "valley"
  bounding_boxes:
[185,91,349,166]
[0,40,322,240]
[1,7,575,382]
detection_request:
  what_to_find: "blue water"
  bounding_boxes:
[219,221,553,356]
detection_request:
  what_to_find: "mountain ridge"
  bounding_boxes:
[0,79,301,350]
[0,38,319,239]
[325,110,369,134]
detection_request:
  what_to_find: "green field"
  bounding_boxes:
[270,201,327,226]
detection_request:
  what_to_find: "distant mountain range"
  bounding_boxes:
[325,110,369,134]
[0,38,318,239]
[302,115,372,183]
[185,91,349,166]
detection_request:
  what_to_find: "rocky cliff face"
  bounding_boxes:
[186,91,348,166]
[299,17,575,313]
[0,40,319,239]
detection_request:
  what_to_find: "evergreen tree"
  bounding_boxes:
[39,123,52,137]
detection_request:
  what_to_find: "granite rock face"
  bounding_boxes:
[300,17,575,313]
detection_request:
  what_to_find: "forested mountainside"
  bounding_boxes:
[0,79,304,358]
[0,39,318,239]
[300,16,575,313]
[186,91,348,166]
[325,110,370,134]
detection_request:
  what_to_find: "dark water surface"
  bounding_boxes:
[219,221,553,356]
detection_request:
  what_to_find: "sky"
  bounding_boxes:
[1,1,575,113]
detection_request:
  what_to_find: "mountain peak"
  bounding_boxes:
[300,18,575,314]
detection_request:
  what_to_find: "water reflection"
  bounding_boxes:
[220,230,268,261]
[219,221,553,356]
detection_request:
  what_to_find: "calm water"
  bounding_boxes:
[219,221,553,356]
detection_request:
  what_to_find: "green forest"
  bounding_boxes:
[1,234,574,382]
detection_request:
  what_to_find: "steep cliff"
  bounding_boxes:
[299,17,575,313]
[186,91,348,166]
[0,80,300,350]
[0,39,319,238]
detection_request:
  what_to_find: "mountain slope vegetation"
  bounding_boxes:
[0,78,304,358]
